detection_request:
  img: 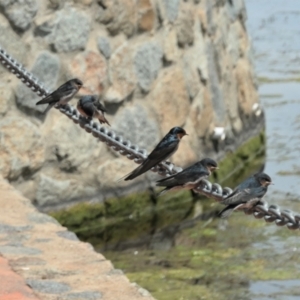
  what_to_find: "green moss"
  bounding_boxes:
[107,214,300,299]
[49,130,275,299]
[105,191,152,217]
[258,76,300,83]
[155,190,194,228]
[213,131,265,187]
[50,202,105,228]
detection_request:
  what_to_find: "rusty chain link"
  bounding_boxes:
[1,45,300,230]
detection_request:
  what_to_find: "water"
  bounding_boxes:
[103,2,300,299]
[84,1,300,299]
[245,1,300,299]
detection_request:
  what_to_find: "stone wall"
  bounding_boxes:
[0,0,260,209]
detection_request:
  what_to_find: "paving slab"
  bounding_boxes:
[0,176,154,300]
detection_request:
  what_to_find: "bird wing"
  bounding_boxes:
[94,100,107,112]
[80,101,95,118]
[36,92,56,105]
[148,136,178,160]
[95,111,111,126]
[218,204,237,218]
[156,164,209,187]
[222,186,267,205]
[124,139,178,181]
[36,84,76,105]
[43,102,56,114]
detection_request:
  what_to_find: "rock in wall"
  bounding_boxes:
[0,0,260,209]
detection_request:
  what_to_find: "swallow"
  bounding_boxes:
[123,127,188,181]
[218,172,272,218]
[36,78,83,114]
[156,158,218,195]
[77,95,110,126]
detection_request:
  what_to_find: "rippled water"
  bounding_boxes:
[102,2,300,299]
[246,1,300,298]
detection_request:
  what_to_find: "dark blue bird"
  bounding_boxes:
[77,95,110,126]
[156,158,218,195]
[219,172,272,218]
[123,127,187,181]
[36,78,83,114]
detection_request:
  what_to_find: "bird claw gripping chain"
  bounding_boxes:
[1,45,300,230]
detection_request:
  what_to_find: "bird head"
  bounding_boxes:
[201,158,218,172]
[72,78,83,89]
[169,127,188,140]
[256,173,272,187]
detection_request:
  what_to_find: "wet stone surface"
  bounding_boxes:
[64,291,103,299]
[0,224,32,233]
[0,245,42,256]
[26,279,70,294]
[56,230,79,241]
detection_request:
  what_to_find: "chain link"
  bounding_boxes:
[1,45,300,230]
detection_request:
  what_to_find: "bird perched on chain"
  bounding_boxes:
[218,172,272,218]
[122,127,188,181]
[77,95,110,126]
[156,158,218,196]
[36,78,83,114]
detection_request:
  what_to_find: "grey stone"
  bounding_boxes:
[226,0,247,22]
[206,41,226,123]
[0,245,42,255]
[134,42,163,92]
[11,257,46,267]
[162,0,180,22]
[131,283,152,297]
[205,0,215,35]
[34,16,55,37]
[51,7,90,52]
[0,223,32,233]
[138,287,152,297]
[0,82,13,116]
[65,291,103,300]
[108,269,124,275]
[35,174,71,207]
[28,212,60,225]
[163,27,178,63]
[192,19,208,82]
[35,173,97,207]
[97,36,111,59]
[26,279,70,294]
[0,0,38,31]
[182,51,200,100]
[113,104,160,151]
[176,8,194,47]
[34,238,52,243]
[0,15,28,75]
[15,51,60,113]
[103,0,136,37]
[227,22,240,66]
[0,117,45,180]
[57,230,79,241]
[106,43,136,103]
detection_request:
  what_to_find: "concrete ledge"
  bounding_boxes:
[0,177,154,300]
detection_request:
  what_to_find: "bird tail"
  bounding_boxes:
[98,115,111,126]
[43,102,56,114]
[116,163,145,182]
[116,171,133,183]
[218,204,236,219]
[123,164,144,181]
[36,95,53,105]
[157,187,172,197]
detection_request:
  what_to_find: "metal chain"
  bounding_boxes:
[1,46,300,231]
